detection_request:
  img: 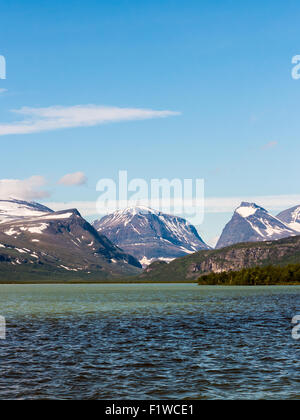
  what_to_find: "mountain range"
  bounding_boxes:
[0,198,300,282]
[0,199,141,282]
[93,206,210,266]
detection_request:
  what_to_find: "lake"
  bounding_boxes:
[0,283,299,399]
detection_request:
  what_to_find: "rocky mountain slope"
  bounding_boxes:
[93,206,210,266]
[0,200,141,282]
[277,205,300,233]
[216,202,297,249]
[137,235,300,282]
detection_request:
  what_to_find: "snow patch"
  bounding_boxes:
[289,222,300,233]
[28,224,48,234]
[16,248,26,254]
[140,256,174,267]
[236,206,258,218]
[41,212,73,220]
[60,265,78,272]
[4,228,19,236]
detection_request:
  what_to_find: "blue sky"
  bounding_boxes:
[0,0,300,245]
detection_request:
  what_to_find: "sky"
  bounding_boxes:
[0,0,300,246]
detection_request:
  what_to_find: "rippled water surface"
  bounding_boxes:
[0,284,300,400]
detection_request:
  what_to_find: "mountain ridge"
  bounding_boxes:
[277,205,300,233]
[216,202,297,249]
[0,201,142,281]
[0,198,53,224]
[93,206,210,266]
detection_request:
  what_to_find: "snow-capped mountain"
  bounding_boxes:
[0,198,53,224]
[216,202,297,249]
[0,200,141,280]
[277,205,300,233]
[92,206,210,266]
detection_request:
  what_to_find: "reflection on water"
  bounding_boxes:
[0,284,299,399]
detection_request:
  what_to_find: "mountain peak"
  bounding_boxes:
[277,204,300,233]
[235,202,266,218]
[216,202,297,249]
[93,207,210,266]
[113,206,159,217]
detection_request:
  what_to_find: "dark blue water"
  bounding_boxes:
[0,284,299,399]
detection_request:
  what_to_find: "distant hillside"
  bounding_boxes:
[136,235,300,282]
[0,203,142,283]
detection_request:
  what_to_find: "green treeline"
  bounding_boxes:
[198,264,300,285]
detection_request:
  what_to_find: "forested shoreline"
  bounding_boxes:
[198,264,300,285]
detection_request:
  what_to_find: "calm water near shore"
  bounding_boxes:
[0,283,300,400]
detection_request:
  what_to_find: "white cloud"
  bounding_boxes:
[46,201,99,216]
[0,105,181,136]
[44,194,300,219]
[204,194,300,213]
[59,172,87,186]
[0,176,49,200]
[0,89,7,94]
[262,141,278,150]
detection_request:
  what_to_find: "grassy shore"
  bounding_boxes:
[1,261,300,285]
[0,265,195,284]
[0,278,197,284]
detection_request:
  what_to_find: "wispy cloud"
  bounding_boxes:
[0,176,49,200]
[204,195,300,213]
[44,194,300,218]
[0,89,7,94]
[262,141,278,150]
[0,105,181,136]
[59,172,87,186]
